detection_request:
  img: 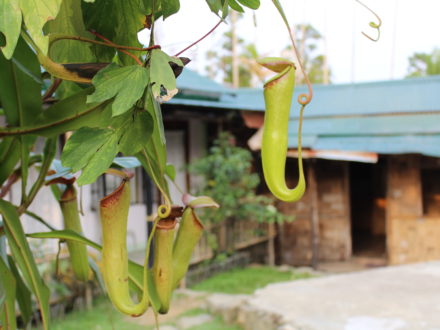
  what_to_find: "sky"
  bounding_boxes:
[139,0,440,85]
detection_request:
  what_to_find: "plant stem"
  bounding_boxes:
[42,79,62,101]
[50,34,161,52]
[88,31,143,65]
[18,138,57,215]
[271,0,313,105]
[25,210,58,231]
[175,19,223,57]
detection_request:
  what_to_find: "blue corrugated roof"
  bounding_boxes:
[175,69,231,98]
[234,75,440,117]
[288,135,440,158]
[171,70,440,157]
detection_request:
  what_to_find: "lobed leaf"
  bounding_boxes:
[45,0,95,64]
[0,0,21,59]
[19,0,62,55]
[228,0,244,12]
[237,0,260,10]
[87,64,149,116]
[161,0,180,19]
[150,49,182,100]
[119,111,154,155]
[76,132,119,185]
[82,0,145,65]
[61,127,114,172]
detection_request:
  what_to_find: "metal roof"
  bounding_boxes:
[234,75,440,116]
[171,70,440,157]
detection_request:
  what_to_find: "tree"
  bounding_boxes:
[282,23,331,84]
[205,11,268,87]
[406,48,440,78]
[188,132,291,255]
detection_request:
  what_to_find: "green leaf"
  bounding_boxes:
[19,0,62,55]
[0,88,112,138]
[82,0,145,65]
[165,164,176,181]
[0,37,40,187]
[127,261,161,313]
[119,111,154,155]
[205,0,223,15]
[77,132,119,185]
[162,0,180,19]
[44,0,95,63]
[0,138,20,186]
[87,64,149,116]
[0,37,42,126]
[228,0,244,12]
[237,0,260,9]
[7,255,32,327]
[0,200,50,329]
[0,256,17,330]
[150,49,182,100]
[88,257,105,294]
[28,229,101,250]
[0,0,21,59]
[136,88,170,198]
[61,126,119,186]
[61,127,114,172]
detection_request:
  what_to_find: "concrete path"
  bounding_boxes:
[209,262,440,330]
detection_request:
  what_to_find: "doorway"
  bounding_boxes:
[349,160,387,265]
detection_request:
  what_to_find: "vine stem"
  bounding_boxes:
[42,78,62,101]
[354,0,382,42]
[271,0,313,106]
[141,149,172,219]
[175,19,223,57]
[50,34,161,52]
[88,31,143,66]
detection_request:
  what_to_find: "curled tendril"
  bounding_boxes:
[158,203,171,218]
[355,0,382,42]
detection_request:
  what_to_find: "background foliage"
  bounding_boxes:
[189,132,291,225]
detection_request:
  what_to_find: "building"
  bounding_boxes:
[237,76,440,266]
[4,69,439,268]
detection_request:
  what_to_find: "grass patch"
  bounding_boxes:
[180,307,207,317]
[189,315,243,330]
[47,297,144,330]
[191,265,313,294]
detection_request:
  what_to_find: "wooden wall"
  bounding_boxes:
[277,159,351,266]
[276,154,440,267]
[387,155,440,264]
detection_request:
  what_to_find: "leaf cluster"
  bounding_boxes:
[0,0,267,328]
[406,48,440,78]
[188,132,291,225]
